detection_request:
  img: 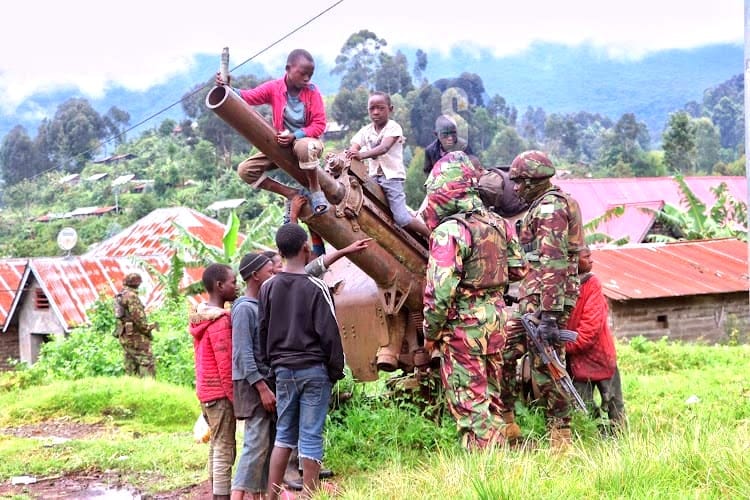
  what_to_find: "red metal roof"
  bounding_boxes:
[0,259,28,326]
[3,255,205,332]
[556,176,747,243]
[3,208,242,330]
[591,239,749,301]
[88,207,236,258]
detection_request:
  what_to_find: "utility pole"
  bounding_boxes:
[746,0,750,307]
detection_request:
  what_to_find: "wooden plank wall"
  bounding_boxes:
[609,292,749,343]
[0,326,20,370]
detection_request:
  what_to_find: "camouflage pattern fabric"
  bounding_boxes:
[502,300,574,425]
[516,187,584,311]
[501,185,583,427]
[422,151,526,449]
[114,285,156,377]
[421,151,482,232]
[441,347,505,450]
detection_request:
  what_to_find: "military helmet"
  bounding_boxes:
[123,273,142,287]
[509,150,555,180]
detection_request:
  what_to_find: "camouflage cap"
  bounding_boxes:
[422,151,483,230]
[509,150,555,180]
[123,273,142,287]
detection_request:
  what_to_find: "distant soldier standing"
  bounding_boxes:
[422,151,526,450]
[501,151,584,450]
[113,273,156,377]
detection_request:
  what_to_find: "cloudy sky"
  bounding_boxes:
[0,0,742,116]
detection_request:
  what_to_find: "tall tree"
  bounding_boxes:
[519,106,546,141]
[0,126,38,185]
[331,86,370,133]
[332,30,387,91]
[662,112,696,173]
[468,107,498,152]
[412,49,428,84]
[433,72,486,107]
[103,106,131,145]
[46,98,107,171]
[408,84,442,147]
[374,51,414,96]
[482,126,526,167]
[487,94,516,126]
[711,96,743,150]
[692,117,721,173]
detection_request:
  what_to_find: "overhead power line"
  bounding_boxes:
[32,0,345,180]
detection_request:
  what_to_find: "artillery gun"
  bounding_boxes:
[206,85,431,381]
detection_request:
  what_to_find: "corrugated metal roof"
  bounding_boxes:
[592,239,749,301]
[556,176,747,243]
[0,259,28,326]
[1,208,242,331]
[85,173,109,182]
[67,206,117,217]
[58,174,80,185]
[112,174,135,186]
[3,255,204,332]
[206,199,246,211]
[87,207,236,258]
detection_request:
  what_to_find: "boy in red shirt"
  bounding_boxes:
[566,247,626,432]
[217,48,329,215]
[190,263,240,499]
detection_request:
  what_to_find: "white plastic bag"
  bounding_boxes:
[193,414,210,443]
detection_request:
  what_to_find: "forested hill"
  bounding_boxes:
[1,42,741,140]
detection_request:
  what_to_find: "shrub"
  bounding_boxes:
[8,297,195,389]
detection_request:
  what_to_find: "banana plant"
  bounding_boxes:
[583,205,630,245]
[144,202,284,300]
[642,172,748,242]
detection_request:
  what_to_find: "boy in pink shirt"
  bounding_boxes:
[217,49,329,215]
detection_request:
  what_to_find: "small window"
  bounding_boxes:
[656,314,669,329]
[34,289,49,309]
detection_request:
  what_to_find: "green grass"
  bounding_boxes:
[0,377,197,432]
[0,341,748,498]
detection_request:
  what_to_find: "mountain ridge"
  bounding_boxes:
[1,42,742,143]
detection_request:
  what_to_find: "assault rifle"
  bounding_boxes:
[521,313,587,413]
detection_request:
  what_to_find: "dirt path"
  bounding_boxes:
[0,473,212,499]
[0,419,213,499]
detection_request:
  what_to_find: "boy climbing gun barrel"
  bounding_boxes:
[521,313,587,413]
[206,78,430,381]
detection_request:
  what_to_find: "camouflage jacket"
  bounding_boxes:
[422,151,526,354]
[423,212,525,355]
[517,186,584,312]
[114,286,154,338]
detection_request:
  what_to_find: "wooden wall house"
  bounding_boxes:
[592,239,749,343]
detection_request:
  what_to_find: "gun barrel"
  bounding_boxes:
[521,313,587,413]
[205,85,426,312]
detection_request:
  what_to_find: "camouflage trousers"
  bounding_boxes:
[119,329,155,377]
[440,342,505,450]
[501,300,573,427]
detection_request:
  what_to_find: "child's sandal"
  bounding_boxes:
[310,191,329,216]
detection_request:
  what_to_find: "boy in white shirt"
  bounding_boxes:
[346,92,430,238]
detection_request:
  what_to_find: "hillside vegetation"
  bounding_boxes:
[0,32,745,258]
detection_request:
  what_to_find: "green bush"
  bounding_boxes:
[4,297,196,389]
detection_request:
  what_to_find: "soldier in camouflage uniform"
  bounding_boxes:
[113,273,156,377]
[422,151,526,450]
[500,150,584,450]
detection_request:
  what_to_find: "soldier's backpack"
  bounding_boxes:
[113,292,126,319]
[445,210,509,291]
[476,168,529,218]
